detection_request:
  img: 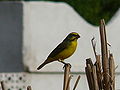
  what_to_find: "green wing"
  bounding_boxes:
[47,42,67,58]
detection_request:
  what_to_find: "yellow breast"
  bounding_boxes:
[57,40,77,60]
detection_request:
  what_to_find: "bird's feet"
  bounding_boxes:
[58,59,72,68]
[63,63,71,69]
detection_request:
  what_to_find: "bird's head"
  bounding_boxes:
[65,32,80,41]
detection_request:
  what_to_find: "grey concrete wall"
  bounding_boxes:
[0,2,23,72]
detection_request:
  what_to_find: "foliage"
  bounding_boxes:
[51,0,120,26]
[0,0,23,1]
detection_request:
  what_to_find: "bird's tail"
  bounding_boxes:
[37,59,53,70]
[37,61,47,70]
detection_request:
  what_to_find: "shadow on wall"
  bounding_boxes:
[0,2,24,72]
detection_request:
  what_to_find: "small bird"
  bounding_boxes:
[37,32,80,70]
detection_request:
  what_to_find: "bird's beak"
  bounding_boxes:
[76,35,80,38]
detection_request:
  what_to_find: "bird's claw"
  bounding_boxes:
[58,59,71,69]
[63,63,71,69]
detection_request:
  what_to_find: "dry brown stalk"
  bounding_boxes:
[66,75,73,90]
[99,19,109,90]
[85,19,116,90]
[109,54,115,90]
[95,55,101,71]
[86,58,94,67]
[92,66,99,90]
[27,86,32,90]
[91,37,103,90]
[91,37,97,58]
[94,55,103,90]
[1,81,5,90]
[73,75,81,90]
[63,64,71,90]
[85,58,94,90]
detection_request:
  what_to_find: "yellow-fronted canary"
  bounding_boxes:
[37,32,80,70]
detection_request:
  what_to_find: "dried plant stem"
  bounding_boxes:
[92,66,99,90]
[27,86,32,90]
[95,55,103,90]
[99,19,109,90]
[109,54,115,90]
[1,81,5,90]
[63,64,71,90]
[91,37,97,58]
[85,58,94,90]
[85,19,116,90]
[73,75,81,90]
[66,75,73,90]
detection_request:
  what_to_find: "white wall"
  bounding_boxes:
[23,2,120,90]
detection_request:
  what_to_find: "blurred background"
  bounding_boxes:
[0,0,119,90]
